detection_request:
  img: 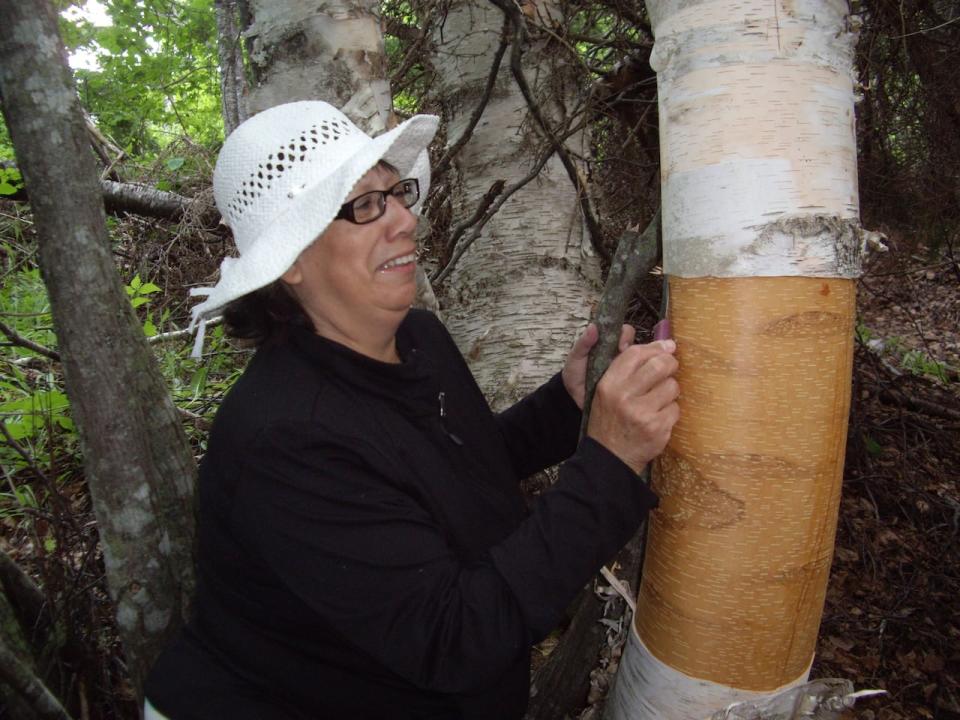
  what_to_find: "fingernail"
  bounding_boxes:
[660,339,676,352]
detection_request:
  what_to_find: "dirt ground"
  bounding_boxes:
[813,239,960,719]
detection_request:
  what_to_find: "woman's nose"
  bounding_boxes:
[383,194,417,233]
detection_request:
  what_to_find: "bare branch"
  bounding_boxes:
[581,210,661,434]
[432,18,511,179]
[0,320,60,361]
[0,635,74,720]
[488,0,608,261]
[430,148,553,286]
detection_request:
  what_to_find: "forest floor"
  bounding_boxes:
[812,239,960,720]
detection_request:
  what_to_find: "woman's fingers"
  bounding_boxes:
[586,339,681,473]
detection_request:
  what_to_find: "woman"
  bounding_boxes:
[145,101,679,719]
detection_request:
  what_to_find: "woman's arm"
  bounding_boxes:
[236,425,655,696]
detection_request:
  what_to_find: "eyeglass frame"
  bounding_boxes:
[334,178,420,225]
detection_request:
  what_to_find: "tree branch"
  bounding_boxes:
[0,634,74,720]
[488,0,608,262]
[432,19,511,179]
[430,147,553,286]
[0,320,60,361]
[581,210,661,434]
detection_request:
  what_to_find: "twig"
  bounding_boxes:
[432,20,511,179]
[488,0,608,261]
[430,146,553,286]
[0,320,60,361]
[147,316,223,344]
[443,180,505,255]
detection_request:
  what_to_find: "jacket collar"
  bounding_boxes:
[285,316,438,417]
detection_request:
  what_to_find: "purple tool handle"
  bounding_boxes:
[653,318,671,341]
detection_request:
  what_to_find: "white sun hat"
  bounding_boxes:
[188,100,439,356]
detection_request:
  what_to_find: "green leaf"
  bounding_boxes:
[139,282,161,295]
[165,156,186,171]
[0,181,17,196]
[189,366,208,398]
[130,296,150,308]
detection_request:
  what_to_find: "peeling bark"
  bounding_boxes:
[0,1,197,694]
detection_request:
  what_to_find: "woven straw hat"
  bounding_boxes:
[188,101,439,354]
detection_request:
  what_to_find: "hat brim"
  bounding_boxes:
[194,113,439,320]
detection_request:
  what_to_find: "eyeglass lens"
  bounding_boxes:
[350,179,419,224]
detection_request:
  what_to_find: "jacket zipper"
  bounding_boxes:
[437,392,464,446]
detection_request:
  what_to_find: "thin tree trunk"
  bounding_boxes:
[0,0,197,694]
[605,0,865,716]
[215,0,248,134]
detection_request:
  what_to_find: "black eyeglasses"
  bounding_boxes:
[335,178,420,225]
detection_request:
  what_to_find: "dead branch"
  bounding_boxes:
[878,388,960,421]
[0,634,74,720]
[430,148,552,286]
[432,20,511,179]
[581,210,661,434]
[101,180,219,225]
[488,0,608,262]
[0,320,60,361]
[443,179,505,254]
[5,163,220,226]
[0,548,50,651]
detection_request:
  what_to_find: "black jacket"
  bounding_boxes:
[145,309,657,719]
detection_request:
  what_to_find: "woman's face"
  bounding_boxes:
[282,163,419,352]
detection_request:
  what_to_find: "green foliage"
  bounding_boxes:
[62,0,224,158]
[0,165,23,196]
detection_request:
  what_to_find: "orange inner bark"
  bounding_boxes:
[634,276,855,690]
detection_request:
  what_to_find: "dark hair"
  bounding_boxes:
[222,281,311,347]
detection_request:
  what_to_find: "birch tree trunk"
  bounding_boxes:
[431,0,602,408]
[241,0,391,132]
[606,0,864,716]
[0,0,197,694]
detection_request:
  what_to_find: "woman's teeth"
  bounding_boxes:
[380,253,416,270]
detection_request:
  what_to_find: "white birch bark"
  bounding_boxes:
[243,0,392,134]
[654,0,862,279]
[432,0,602,408]
[606,0,864,717]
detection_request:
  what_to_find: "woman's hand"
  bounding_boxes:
[562,323,636,409]
[586,339,680,474]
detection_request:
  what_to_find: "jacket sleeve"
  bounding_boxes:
[494,373,583,479]
[237,424,657,696]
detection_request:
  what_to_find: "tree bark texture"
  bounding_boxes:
[432,0,603,409]
[605,0,862,717]
[0,0,197,694]
[215,0,249,135]
[242,0,392,133]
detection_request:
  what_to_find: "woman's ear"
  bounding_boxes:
[281,259,302,286]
